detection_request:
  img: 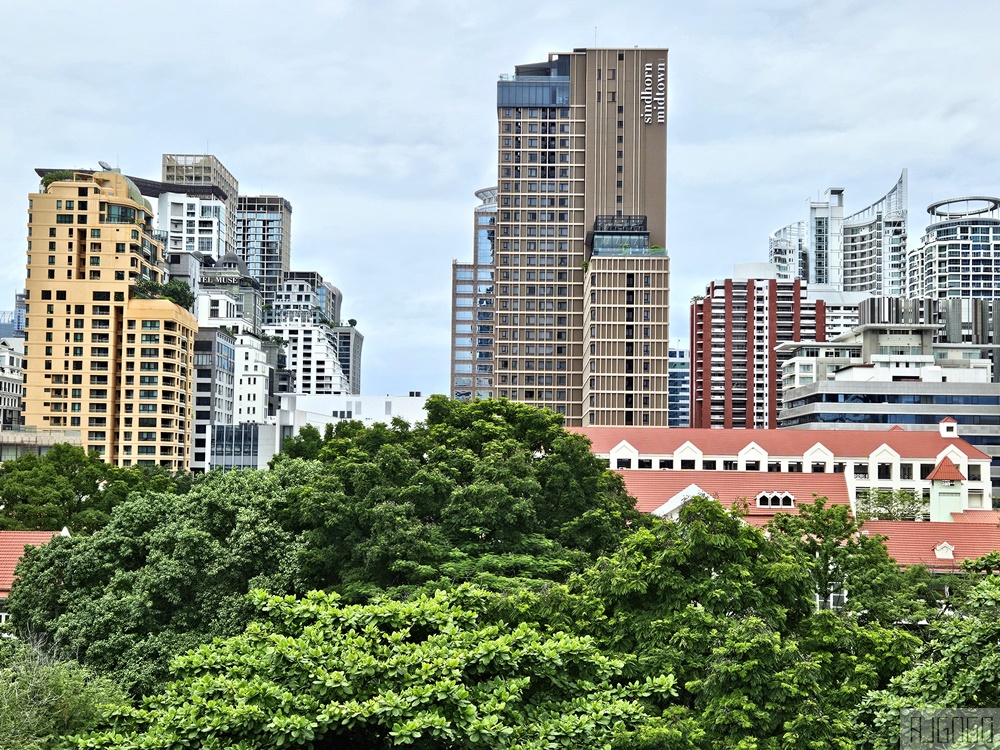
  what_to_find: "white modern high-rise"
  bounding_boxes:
[450,186,497,402]
[768,171,908,295]
[905,196,1000,299]
[157,191,230,260]
[161,154,239,258]
[768,221,807,281]
[842,170,907,295]
[264,277,350,395]
[667,347,689,427]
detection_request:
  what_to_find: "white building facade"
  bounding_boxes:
[0,338,23,428]
[905,196,1000,299]
[768,171,908,295]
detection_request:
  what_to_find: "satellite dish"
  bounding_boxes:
[98,160,112,170]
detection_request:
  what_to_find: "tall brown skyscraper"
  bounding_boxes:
[481,47,669,426]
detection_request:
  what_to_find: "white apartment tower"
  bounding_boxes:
[905,196,1000,299]
[769,171,908,296]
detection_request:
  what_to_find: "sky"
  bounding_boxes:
[3,0,1000,397]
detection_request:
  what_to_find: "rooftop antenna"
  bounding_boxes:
[594,27,597,46]
[98,160,112,171]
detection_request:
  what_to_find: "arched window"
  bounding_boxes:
[756,492,795,508]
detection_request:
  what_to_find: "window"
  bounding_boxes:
[757,493,794,508]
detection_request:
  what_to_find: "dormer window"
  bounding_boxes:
[934,542,955,560]
[756,492,795,508]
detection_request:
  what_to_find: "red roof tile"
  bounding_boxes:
[0,531,63,597]
[571,426,990,460]
[862,521,1000,570]
[941,416,957,423]
[618,469,851,519]
[927,456,966,482]
[951,510,1000,524]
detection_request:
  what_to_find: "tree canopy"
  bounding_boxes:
[0,444,191,533]
[277,397,644,594]
[7,461,318,695]
[5,399,992,748]
[0,637,124,750]
[73,587,692,749]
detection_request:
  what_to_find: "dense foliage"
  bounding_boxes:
[0,638,124,750]
[132,278,196,310]
[8,461,316,694]
[76,588,690,749]
[0,444,191,532]
[279,396,644,593]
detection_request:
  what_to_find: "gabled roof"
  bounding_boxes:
[927,456,966,482]
[863,521,1000,570]
[941,416,957,423]
[571,426,991,460]
[0,531,64,597]
[618,469,851,519]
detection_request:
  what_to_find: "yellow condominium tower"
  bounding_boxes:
[23,169,196,471]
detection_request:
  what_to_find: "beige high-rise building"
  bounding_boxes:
[490,48,669,426]
[162,154,239,256]
[23,169,196,471]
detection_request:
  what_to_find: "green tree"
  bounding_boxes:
[75,587,694,749]
[280,399,644,594]
[131,278,195,310]
[572,496,813,696]
[859,575,1000,750]
[40,170,74,192]
[766,496,933,626]
[281,423,324,460]
[0,637,125,750]
[565,497,922,749]
[856,488,927,521]
[0,444,190,533]
[7,461,319,695]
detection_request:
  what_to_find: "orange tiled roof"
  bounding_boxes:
[951,509,1000,524]
[618,469,851,518]
[927,456,966,482]
[863,520,1000,570]
[571,426,990,460]
[0,531,62,597]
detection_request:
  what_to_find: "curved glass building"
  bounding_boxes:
[767,170,907,295]
[842,169,907,294]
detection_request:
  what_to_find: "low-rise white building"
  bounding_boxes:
[777,322,1000,490]
[0,338,23,427]
[210,392,427,470]
[573,419,993,513]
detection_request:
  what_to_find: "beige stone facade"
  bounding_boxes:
[23,171,196,471]
[492,48,669,425]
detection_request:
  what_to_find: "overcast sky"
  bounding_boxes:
[3,0,1000,396]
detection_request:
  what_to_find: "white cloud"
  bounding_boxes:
[3,0,1000,396]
